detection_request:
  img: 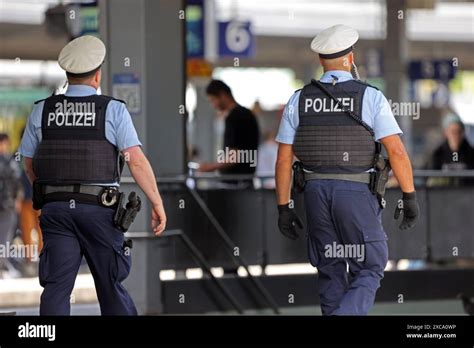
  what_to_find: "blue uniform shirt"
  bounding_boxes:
[19,84,142,185]
[276,70,402,144]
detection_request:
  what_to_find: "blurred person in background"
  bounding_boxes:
[199,80,260,177]
[18,127,42,277]
[256,131,278,189]
[0,133,22,279]
[18,169,42,277]
[201,80,260,273]
[427,112,474,186]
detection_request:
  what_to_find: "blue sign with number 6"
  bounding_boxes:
[218,21,254,57]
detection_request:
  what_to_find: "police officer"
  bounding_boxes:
[19,35,167,315]
[275,25,419,315]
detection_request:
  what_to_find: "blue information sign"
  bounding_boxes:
[409,60,457,81]
[218,21,254,57]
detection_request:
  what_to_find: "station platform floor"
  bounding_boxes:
[0,273,466,316]
[1,300,466,315]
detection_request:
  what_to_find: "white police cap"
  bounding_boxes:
[310,24,359,59]
[58,35,106,74]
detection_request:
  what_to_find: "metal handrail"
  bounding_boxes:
[125,229,244,314]
[119,170,474,184]
[163,230,245,314]
[186,187,281,314]
[412,169,474,177]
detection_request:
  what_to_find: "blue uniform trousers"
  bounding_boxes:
[38,202,137,315]
[304,180,388,315]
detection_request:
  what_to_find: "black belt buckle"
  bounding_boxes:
[100,187,119,207]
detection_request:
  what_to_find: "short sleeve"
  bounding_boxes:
[275,90,301,144]
[19,102,43,158]
[372,90,403,141]
[106,101,142,151]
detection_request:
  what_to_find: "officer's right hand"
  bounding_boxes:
[394,191,419,230]
[277,204,304,240]
[152,203,167,236]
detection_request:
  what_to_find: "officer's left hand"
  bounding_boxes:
[278,204,304,240]
[394,191,419,230]
[152,203,167,235]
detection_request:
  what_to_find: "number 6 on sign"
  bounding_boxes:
[218,21,254,57]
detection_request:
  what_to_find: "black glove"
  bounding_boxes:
[394,191,420,230]
[278,204,304,240]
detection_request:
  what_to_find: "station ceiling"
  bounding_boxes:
[0,0,473,68]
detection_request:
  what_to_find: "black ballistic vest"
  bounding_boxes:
[33,94,122,184]
[294,80,377,173]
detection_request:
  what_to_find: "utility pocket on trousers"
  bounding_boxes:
[362,239,389,273]
[112,247,131,283]
[307,234,320,267]
[333,189,387,243]
[38,247,49,287]
[362,226,388,243]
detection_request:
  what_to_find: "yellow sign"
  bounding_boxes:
[187,59,213,78]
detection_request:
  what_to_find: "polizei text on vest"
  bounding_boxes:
[48,100,96,127]
[304,97,354,113]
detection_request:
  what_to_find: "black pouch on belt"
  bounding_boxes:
[292,161,306,193]
[32,180,44,210]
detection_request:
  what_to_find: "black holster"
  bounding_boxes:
[113,192,142,232]
[292,161,306,193]
[369,154,391,208]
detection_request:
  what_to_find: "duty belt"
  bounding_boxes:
[303,172,371,184]
[34,183,142,232]
[43,185,108,195]
[40,184,120,207]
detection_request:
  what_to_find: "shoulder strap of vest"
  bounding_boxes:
[113,98,126,104]
[36,94,126,105]
[34,90,63,104]
[34,94,57,104]
[97,95,127,105]
[352,79,379,91]
[298,83,314,97]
